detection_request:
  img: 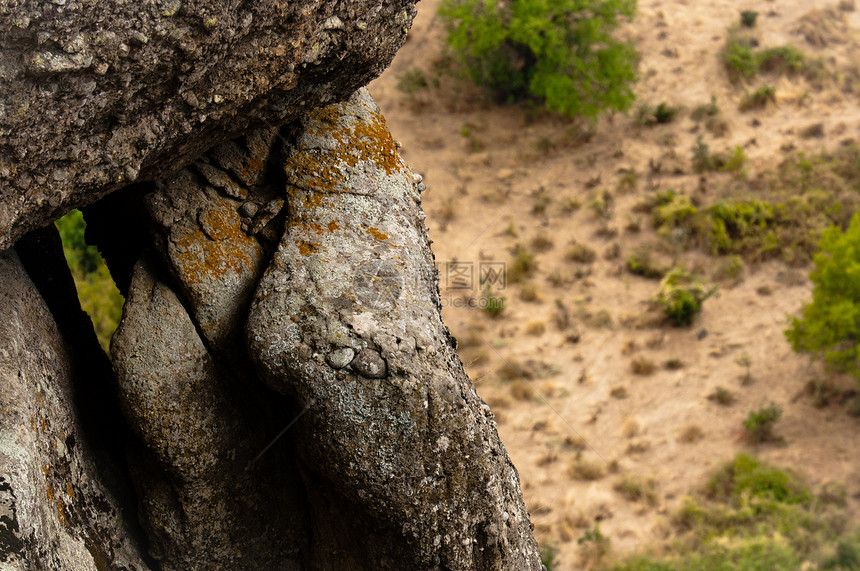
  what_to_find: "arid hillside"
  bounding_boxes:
[370,1,860,568]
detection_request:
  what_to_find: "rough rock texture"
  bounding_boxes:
[111,260,309,569]
[246,88,543,569]
[0,0,416,250]
[0,1,544,565]
[0,250,148,570]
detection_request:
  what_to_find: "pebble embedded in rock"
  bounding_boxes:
[325,347,355,369]
[351,348,387,378]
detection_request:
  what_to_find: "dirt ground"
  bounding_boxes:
[369,1,860,568]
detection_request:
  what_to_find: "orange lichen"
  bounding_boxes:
[56,498,67,527]
[283,98,405,194]
[66,481,74,498]
[296,240,322,256]
[366,227,389,241]
[170,198,262,289]
[328,220,340,232]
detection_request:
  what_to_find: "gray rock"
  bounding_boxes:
[0,0,417,250]
[0,250,148,569]
[111,260,308,570]
[351,348,387,378]
[246,89,542,569]
[326,347,356,369]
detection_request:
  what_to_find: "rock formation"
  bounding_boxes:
[0,1,543,569]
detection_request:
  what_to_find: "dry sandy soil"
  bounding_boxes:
[369,0,860,568]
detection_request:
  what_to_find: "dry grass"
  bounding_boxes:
[631,356,657,375]
[520,282,543,302]
[614,474,658,505]
[678,424,704,443]
[569,457,606,481]
[525,320,546,335]
[509,380,535,400]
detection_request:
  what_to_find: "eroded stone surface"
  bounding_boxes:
[111,260,308,570]
[0,0,417,250]
[0,250,148,570]
[246,88,542,569]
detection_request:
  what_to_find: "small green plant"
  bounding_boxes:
[721,145,749,176]
[626,248,667,279]
[758,45,805,75]
[739,84,776,111]
[707,386,736,406]
[740,10,759,28]
[741,402,783,444]
[690,95,720,121]
[723,31,759,81]
[736,352,753,384]
[438,0,638,119]
[787,214,860,381]
[588,188,615,219]
[481,284,506,318]
[635,101,680,126]
[653,268,716,326]
[540,543,558,571]
[615,474,658,504]
[691,136,715,173]
[578,523,611,562]
[508,243,537,283]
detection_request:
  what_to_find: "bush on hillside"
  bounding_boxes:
[438,0,638,119]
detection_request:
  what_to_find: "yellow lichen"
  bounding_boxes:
[366,227,389,241]
[170,199,261,288]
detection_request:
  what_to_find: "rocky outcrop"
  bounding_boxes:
[0,0,416,250]
[0,0,543,567]
[0,249,148,569]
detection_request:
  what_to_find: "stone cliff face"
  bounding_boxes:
[0,2,543,569]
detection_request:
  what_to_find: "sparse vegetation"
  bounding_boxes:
[723,26,806,82]
[626,247,668,279]
[739,84,776,111]
[707,386,736,406]
[741,402,783,444]
[616,454,857,570]
[631,356,656,375]
[570,457,606,481]
[635,101,680,126]
[566,242,598,264]
[614,475,658,505]
[653,268,716,326]
[508,243,537,283]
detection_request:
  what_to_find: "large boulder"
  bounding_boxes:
[0,0,416,250]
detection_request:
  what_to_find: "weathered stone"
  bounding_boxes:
[351,348,388,378]
[0,0,417,250]
[326,347,356,369]
[246,88,542,569]
[0,250,148,570]
[111,260,308,570]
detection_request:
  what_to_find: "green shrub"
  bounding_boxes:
[653,268,716,326]
[396,69,430,94]
[758,45,805,74]
[739,84,776,111]
[508,243,537,283]
[708,199,775,255]
[740,10,759,28]
[635,101,680,126]
[482,285,506,318]
[56,210,124,354]
[721,145,749,176]
[626,247,667,279]
[741,403,783,445]
[723,32,759,81]
[786,214,860,381]
[691,136,716,173]
[438,0,638,119]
